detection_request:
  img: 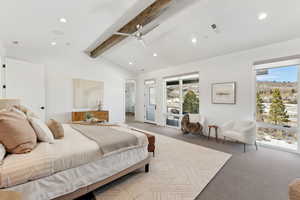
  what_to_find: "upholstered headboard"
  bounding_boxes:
[0,99,20,110]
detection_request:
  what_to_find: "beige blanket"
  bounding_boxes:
[71,125,139,155]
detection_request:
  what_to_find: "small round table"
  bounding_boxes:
[208,125,219,142]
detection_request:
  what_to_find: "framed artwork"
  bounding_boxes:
[212,82,236,104]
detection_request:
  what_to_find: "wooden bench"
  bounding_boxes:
[131,128,156,157]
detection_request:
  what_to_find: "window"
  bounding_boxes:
[182,78,199,114]
[166,80,180,127]
[165,73,199,127]
[255,64,299,150]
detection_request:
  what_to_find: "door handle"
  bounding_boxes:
[40,106,45,110]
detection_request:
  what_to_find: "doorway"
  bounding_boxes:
[125,80,136,122]
[144,79,157,124]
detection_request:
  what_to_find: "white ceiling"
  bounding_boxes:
[1,0,300,72]
[0,0,147,60]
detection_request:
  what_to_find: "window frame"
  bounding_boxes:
[253,60,300,153]
[164,73,200,128]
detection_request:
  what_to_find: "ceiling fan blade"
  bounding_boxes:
[114,32,132,37]
[141,24,160,36]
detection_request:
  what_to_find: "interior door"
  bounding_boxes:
[5,58,46,121]
[145,84,156,123]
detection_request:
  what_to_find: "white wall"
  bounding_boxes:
[44,52,134,123]
[0,41,5,56]
[136,38,300,132]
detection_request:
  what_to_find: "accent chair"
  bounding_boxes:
[221,120,257,152]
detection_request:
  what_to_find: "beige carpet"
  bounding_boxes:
[94,131,231,200]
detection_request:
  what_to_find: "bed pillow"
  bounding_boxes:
[47,119,64,139]
[0,144,6,164]
[29,117,55,143]
[13,105,39,119]
[0,99,20,110]
[11,107,27,119]
[0,109,37,154]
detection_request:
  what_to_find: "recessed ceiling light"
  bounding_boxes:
[153,53,158,57]
[258,12,268,20]
[191,37,197,44]
[129,62,133,65]
[59,18,67,23]
[51,42,57,46]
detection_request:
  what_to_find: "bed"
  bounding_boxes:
[0,124,151,200]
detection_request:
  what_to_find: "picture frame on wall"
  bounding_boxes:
[211,82,236,104]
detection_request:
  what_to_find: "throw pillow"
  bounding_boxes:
[13,105,40,119]
[0,109,37,154]
[47,119,64,139]
[29,117,55,143]
[0,144,6,164]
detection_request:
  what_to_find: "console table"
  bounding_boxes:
[72,111,109,122]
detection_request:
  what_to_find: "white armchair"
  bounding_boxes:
[188,114,206,134]
[221,120,257,152]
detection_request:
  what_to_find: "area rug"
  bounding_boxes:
[94,130,231,200]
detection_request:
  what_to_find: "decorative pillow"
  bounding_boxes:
[13,105,39,119]
[0,109,37,154]
[47,119,64,139]
[29,117,55,143]
[0,99,20,110]
[11,107,27,119]
[0,144,6,164]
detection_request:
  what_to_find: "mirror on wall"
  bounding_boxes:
[73,79,104,110]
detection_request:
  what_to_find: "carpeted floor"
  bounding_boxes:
[127,121,300,200]
[93,131,231,200]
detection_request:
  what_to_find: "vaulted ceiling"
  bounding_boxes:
[1,0,300,72]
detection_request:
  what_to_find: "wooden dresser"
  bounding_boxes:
[72,111,109,122]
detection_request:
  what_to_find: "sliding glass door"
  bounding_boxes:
[255,65,299,151]
[165,74,199,127]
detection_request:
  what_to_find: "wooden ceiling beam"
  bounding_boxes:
[90,0,172,58]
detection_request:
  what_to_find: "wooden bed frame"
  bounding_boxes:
[53,155,151,200]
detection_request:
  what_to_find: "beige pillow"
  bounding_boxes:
[0,144,6,164]
[0,99,20,110]
[13,105,39,119]
[0,109,37,154]
[47,119,64,139]
[29,117,54,143]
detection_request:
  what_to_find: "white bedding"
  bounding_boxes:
[9,145,148,200]
[0,124,148,189]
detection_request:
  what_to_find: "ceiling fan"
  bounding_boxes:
[114,24,159,47]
